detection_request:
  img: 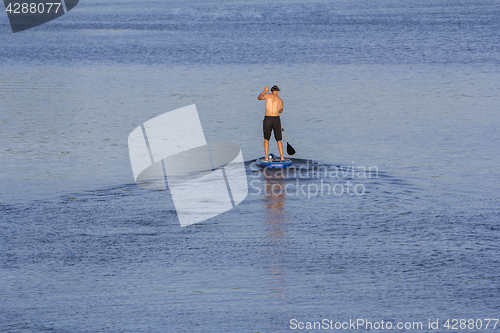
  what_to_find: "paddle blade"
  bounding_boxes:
[287,143,296,155]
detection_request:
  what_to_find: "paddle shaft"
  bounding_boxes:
[281,126,296,155]
[281,126,289,143]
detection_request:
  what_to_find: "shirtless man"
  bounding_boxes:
[258,85,284,161]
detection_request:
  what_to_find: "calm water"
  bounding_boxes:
[1,0,499,332]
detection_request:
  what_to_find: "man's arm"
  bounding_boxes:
[279,101,284,113]
[257,86,269,100]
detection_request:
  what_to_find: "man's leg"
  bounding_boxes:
[277,140,284,160]
[264,139,270,160]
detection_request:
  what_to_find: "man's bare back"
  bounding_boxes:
[258,86,283,116]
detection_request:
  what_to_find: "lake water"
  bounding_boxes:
[1,0,499,332]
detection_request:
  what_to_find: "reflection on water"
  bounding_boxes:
[263,169,289,302]
[264,175,286,234]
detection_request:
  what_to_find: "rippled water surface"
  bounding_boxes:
[1,0,499,332]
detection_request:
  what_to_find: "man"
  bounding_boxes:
[257,85,284,161]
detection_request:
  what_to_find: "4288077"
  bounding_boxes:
[5,2,62,14]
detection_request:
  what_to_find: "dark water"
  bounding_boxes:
[2,158,499,332]
[1,0,499,332]
[1,0,499,65]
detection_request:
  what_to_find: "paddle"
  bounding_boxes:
[281,127,296,155]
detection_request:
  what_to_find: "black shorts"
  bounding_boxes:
[263,116,282,141]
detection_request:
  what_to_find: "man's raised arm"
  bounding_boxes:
[257,86,269,100]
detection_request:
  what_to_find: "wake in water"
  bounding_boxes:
[246,158,412,201]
